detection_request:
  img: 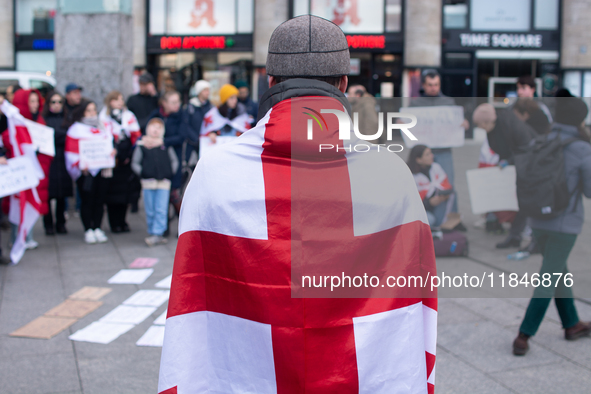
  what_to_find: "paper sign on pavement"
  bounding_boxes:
[79,139,115,171]
[68,286,112,301]
[69,321,135,344]
[123,290,169,308]
[136,325,165,347]
[399,105,465,149]
[10,316,77,339]
[155,274,172,289]
[24,119,55,157]
[466,165,519,214]
[154,310,167,325]
[0,156,40,198]
[99,305,157,325]
[44,299,103,318]
[129,257,159,268]
[108,269,153,284]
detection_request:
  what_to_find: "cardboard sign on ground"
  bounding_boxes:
[68,286,112,301]
[10,316,77,339]
[129,257,159,268]
[44,299,103,319]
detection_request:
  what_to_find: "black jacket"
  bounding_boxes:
[487,109,536,162]
[127,93,160,133]
[44,112,73,199]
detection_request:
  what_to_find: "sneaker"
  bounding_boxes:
[25,240,39,250]
[145,235,158,246]
[154,236,168,245]
[94,228,108,243]
[85,229,97,244]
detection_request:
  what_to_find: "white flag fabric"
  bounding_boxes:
[200,107,228,136]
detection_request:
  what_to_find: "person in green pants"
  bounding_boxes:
[513,95,591,355]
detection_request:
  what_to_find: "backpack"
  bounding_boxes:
[513,133,579,220]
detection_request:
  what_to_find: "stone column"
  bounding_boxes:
[0,0,14,68]
[132,0,146,67]
[253,0,289,67]
[404,0,441,67]
[55,12,134,105]
[561,0,591,69]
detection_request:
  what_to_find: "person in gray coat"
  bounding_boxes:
[513,95,591,356]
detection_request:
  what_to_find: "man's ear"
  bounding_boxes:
[269,76,277,88]
[338,76,348,93]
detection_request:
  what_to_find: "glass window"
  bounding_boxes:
[293,0,309,17]
[443,1,468,29]
[16,0,57,34]
[30,79,54,97]
[310,0,385,33]
[385,0,401,32]
[471,0,530,32]
[563,71,581,97]
[534,0,559,30]
[149,0,166,35]
[16,51,56,74]
[237,0,254,34]
[0,80,20,95]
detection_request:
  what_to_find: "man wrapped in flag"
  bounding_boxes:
[0,96,47,265]
[159,15,437,394]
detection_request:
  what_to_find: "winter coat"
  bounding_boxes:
[185,97,213,158]
[147,107,189,189]
[127,93,160,133]
[100,108,142,205]
[413,163,453,212]
[529,123,591,235]
[217,102,247,136]
[238,96,258,126]
[44,112,73,199]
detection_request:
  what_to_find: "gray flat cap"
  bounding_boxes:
[266,15,350,77]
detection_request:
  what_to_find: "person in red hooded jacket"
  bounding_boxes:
[1,89,53,249]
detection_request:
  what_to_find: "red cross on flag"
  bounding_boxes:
[200,106,229,135]
[159,96,437,393]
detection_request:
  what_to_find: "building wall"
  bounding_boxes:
[253,0,289,67]
[0,0,14,68]
[55,12,134,104]
[404,0,441,67]
[132,0,146,67]
[561,0,591,69]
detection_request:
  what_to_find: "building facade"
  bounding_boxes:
[1,0,590,99]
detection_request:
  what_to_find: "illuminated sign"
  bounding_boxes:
[459,33,543,48]
[346,35,385,49]
[32,39,54,50]
[160,36,230,50]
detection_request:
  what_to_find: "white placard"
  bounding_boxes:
[69,321,135,344]
[123,290,169,308]
[155,274,172,289]
[136,325,165,347]
[0,157,40,198]
[400,106,465,149]
[199,135,237,158]
[79,139,115,171]
[466,166,519,214]
[154,310,167,325]
[24,119,55,157]
[100,305,157,325]
[107,269,154,285]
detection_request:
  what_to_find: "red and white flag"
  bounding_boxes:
[159,97,437,393]
[65,122,113,180]
[1,100,45,264]
[414,162,454,200]
[99,107,141,145]
[200,106,228,136]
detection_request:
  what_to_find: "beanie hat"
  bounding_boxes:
[234,80,248,89]
[219,84,239,105]
[266,15,350,77]
[194,80,211,97]
[555,97,589,126]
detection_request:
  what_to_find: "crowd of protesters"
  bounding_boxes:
[0,73,258,263]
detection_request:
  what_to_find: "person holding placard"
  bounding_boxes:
[65,100,115,245]
[407,144,456,228]
[2,89,53,249]
[42,90,73,235]
[99,91,142,234]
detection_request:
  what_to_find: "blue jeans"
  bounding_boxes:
[433,148,458,213]
[143,188,170,236]
[426,193,455,228]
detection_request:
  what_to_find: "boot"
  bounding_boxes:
[512,332,530,356]
[565,321,591,340]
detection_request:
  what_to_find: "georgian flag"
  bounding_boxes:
[413,162,454,201]
[200,107,253,135]
[478,138,500,168]
[99,107,141,145]
[1,100,45,264]
[64,122,114,180]
[160,97,437,394]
